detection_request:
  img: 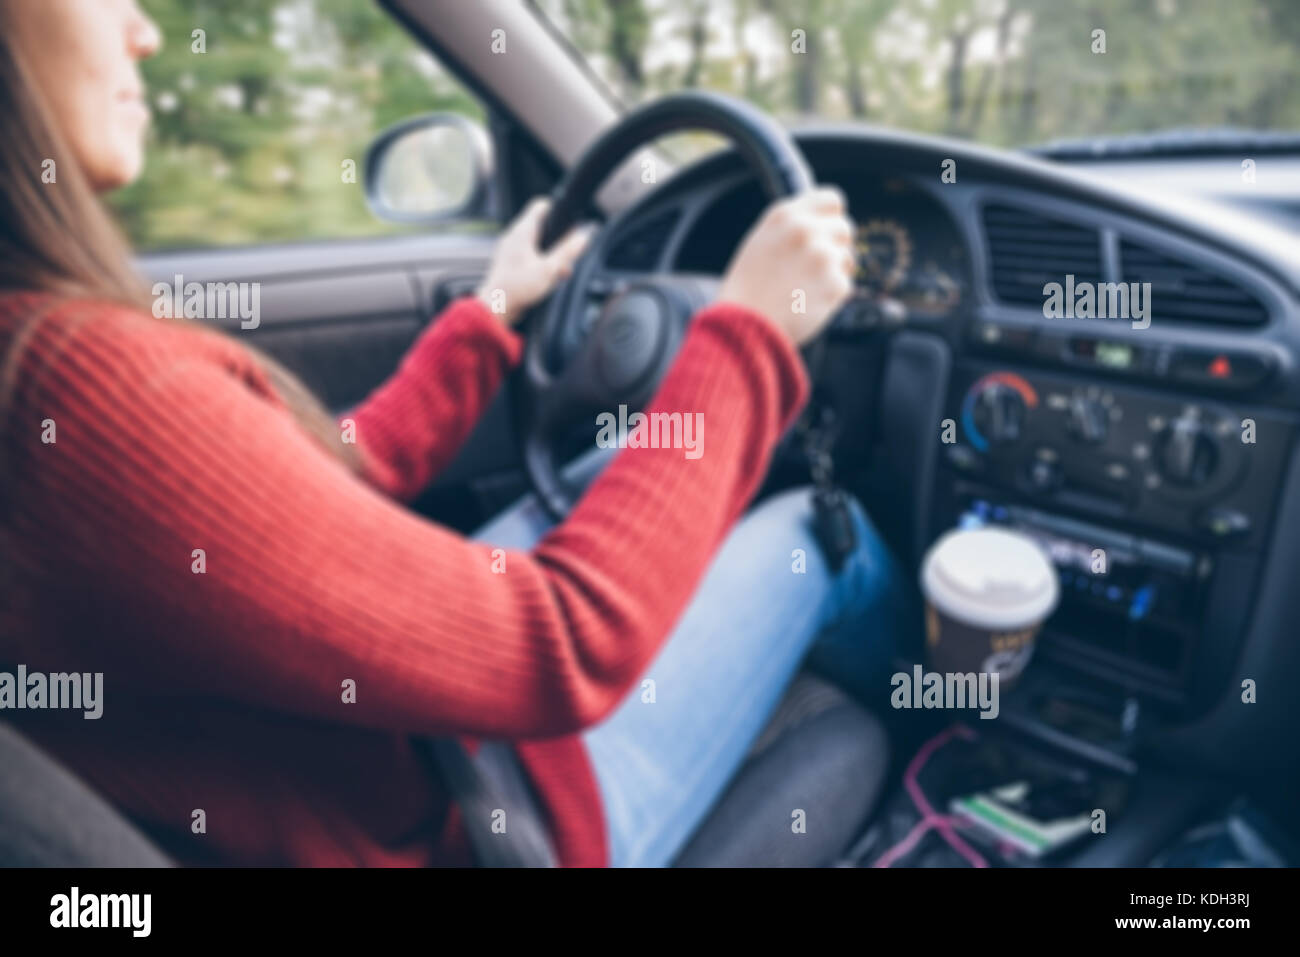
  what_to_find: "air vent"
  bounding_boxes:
[605,208,679,271]
[983,205,1103,306]
[1119,241,1268,326]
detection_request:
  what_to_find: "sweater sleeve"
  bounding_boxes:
[10,301,808,738]
[348,297,523,502]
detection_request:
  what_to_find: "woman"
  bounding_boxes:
[0,0,908,867]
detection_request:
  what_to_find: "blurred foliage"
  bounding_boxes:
[112,0,480,250]
[114,0,1300,251]
[537,0,1300,157]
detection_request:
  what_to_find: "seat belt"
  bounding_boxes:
[424,738,559,868]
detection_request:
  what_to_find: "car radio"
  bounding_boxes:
[950,495,1210,698]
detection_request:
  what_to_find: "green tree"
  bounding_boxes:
[112,0,478,250]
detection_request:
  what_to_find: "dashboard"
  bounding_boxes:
[581,127,1300,773]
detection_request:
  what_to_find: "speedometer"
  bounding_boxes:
[855,218,912,293]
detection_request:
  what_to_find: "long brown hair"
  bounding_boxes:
[0,9,361,473]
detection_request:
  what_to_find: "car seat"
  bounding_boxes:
[0,674,888,868]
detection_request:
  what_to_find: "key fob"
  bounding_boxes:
[812,487,856,572]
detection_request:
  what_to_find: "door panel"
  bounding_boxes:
[139,233,495,409]
[136,232,527,529]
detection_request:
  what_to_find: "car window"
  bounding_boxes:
[112,0,483,252]
[534,0,1300,164]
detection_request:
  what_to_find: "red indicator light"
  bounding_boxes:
[1208,355,1232,379]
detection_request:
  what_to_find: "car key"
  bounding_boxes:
[813,485,857,572]
[800,398,856,572]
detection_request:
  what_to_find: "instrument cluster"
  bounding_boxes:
[846,176,970,322]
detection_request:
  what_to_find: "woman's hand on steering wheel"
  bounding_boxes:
[716,186,858,345]
[476,198,596,326]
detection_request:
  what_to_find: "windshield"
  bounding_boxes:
[532,0,1300,159]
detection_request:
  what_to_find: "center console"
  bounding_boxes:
[929,319,1295,720]
[869,317,1299,866]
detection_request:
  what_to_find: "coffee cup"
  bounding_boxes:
[919,527,1060,689]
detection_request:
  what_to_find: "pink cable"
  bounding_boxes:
[871,724,990,869]
[871,816,938,868]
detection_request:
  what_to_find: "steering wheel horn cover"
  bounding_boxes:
[593,285,675,395]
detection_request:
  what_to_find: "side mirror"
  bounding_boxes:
[365,113,494,224]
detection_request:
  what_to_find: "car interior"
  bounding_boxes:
[4,0,1299,869]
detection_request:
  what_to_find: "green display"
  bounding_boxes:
[1095,342,1135,369]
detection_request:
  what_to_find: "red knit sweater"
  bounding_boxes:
[0,291,808,866]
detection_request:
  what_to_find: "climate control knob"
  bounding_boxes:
[1066,396,1109,444]
[974,383,1027,445]
[1156,415,1217,486]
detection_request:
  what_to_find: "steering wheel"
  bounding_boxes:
[520,91,815,517]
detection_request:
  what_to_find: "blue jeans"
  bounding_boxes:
[473,460,908,867]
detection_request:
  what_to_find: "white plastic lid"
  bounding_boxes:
[920,527,1060,631]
